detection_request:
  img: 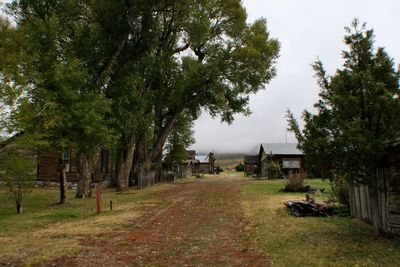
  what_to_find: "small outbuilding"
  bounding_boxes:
[258,143,305,178]
[243,155,258,176]
[0,135,112,184]
[194,152,215,174]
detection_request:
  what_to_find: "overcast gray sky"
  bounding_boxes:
[1,1,399,153]
[192,0,400,154]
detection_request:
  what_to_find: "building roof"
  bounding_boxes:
[260,143,303,155]
[186,150,196,156]
[195,155,209,163]
[186,150,196,160]
[244,155,258,164]
[0,132,24,149]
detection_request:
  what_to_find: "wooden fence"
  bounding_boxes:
[348,168,400,235]
[348,169,387,228]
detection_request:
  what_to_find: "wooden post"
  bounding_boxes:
[96,182,102,214]
[59,161,67,204]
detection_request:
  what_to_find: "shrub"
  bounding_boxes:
[328,175,349,205]
[262,161,283,179]
[284,170,308,192]
[215,166,223,173]
[0,153,36,214]
[235,163,244,172]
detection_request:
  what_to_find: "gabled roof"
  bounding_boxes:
[185,150,196,160]
[0,132,24,149]
[195,155,209,163]
[244,155,258,164]
[260,143,303,155]
[186,150,196,156]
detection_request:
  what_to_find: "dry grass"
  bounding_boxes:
[242,179,400,266]
[215,158,243,171]
[0,182,184,265]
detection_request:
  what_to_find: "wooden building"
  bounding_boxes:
[258,143,305,178]
[348,141,400,236]
[0,135,37,177]
[37,149,112,183]
[194,152,215,174]
[0,136,112,184]
[243,155,258,176]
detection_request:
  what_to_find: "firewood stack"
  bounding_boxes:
[284,200,329,217]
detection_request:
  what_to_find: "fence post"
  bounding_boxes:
[96,182,102,214]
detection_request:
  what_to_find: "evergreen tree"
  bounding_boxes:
[288,19,400,234]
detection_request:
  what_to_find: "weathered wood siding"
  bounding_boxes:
[37,149,112,183]
[196,163,211,174]
[348,148,400,236]
[259,155,306,178]
[138,170,155,189]
[176,164,191,179]
[0,141,37,176]
[37,150,59,181]
[387,147,400,235]
[244,163,256,176]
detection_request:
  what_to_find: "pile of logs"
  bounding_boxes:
[284,195,340,217]
[285,201,328,217]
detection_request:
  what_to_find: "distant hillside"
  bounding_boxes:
[214,153,245,171]
[214,153,245,160]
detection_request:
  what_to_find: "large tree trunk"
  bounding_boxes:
[149,110,181,162]
[76,153,94,198]
[154,152,163,183]
[16,202,22,214]
[134,137,151,189]
[116,133,136,191]
[59,162,67,204]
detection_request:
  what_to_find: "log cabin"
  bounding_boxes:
[258,143,305,178]
[243,155,258,176]
[194,152,215,174]
[0,135,113,184]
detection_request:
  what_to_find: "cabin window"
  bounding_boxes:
[101,149,109,173]
[282,159,300,169]
[63,149,70,172]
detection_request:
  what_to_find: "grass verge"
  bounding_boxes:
[242,179,400,267]
[0,180,191,265]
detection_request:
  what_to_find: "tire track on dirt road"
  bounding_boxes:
[43,175,269,267]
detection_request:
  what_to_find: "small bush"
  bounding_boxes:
[0,153,36,214]
[263,161,284,179]
[328,176,349,206]
[215,166,223,173]
[284,170,308,192]
[235,163,244,172]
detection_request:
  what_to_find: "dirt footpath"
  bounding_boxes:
[45,175,268,267]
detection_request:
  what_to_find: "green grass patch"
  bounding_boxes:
[243,179,400,266]
[0,181,178,236]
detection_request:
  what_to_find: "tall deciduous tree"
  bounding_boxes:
[287,19,400,234]
[2,1,279,193]
[121,0,280,188]
[3,1,118,198]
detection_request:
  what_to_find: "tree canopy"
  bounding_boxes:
[287,19,400,233]
[1,0,280,192]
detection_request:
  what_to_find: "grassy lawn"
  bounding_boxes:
[0,179,194,264]
[242,178,400,266]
